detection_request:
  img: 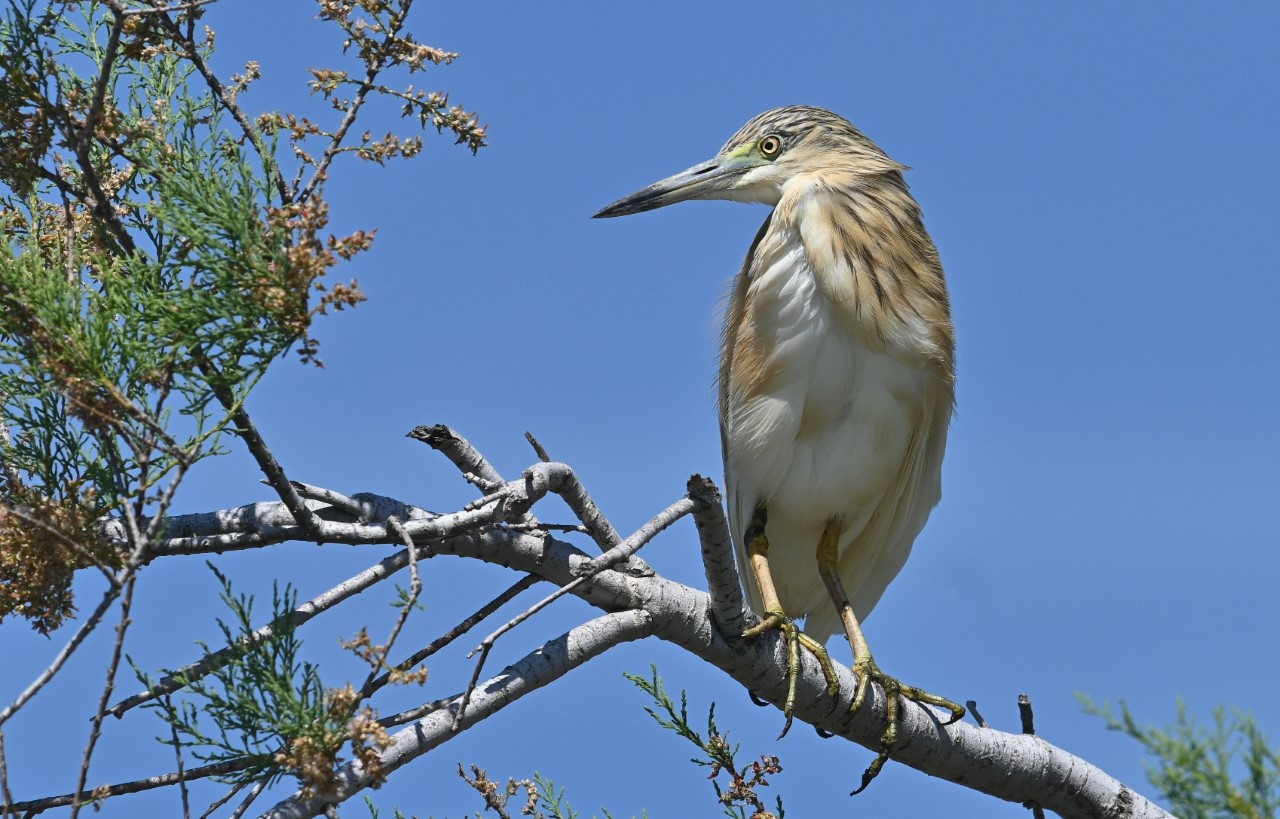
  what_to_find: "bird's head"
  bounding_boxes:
[593,105,905,218]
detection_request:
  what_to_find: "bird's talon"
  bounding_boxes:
[848,656,965,792]
[742,609,838,738]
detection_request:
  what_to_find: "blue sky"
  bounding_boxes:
[4,2,1278,817]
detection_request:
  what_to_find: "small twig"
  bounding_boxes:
[461,472,502,493]
[121,0,218,15]
[458,764,514,819]
[198,781,248,819]
[967,700,989,729]
[408,424,535,525]
[163,695,192,819]
[1018,693,1046,819]
[573,495,695,577]
[71,576,138,818]
[523,431,551,463]
[140,458,190,545]
[501,521,589,534]
[108,548,421,717]
[463,487,506,512]
[3,759,251,814]
[357,517,424,693]
[363,574,539,698]
[0,730,14,818]
[453,495,691,728]
[297,0,414,202]
[286,480,373,523]
[1018,693,1036,735]
[454,577,584,730]
[226,776,270,819]
[1,576,129,726]
[376,697,455,729]
[224,402,320,535]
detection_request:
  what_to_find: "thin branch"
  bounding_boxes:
[1019,693,1037,735]
[453,493,693,727]
[0,578,126,726]
[453,577,583,729]
[362,574,539,698]
[408,424,533,522]
[121,0,219,16]
[70,575,137,818]
[260,610,657,819]
[523,431,551,463]
[198,781,249,819]
[226,776,269,819]
[0,730,13,819]
[375,696,455,729]
[193,366,321,536]
[107,547,421,717]
[163,695,192,819]
[286,481,377,523]
[227,405,320,535]
[573,494,694,577]
[3,759,251,814]
[1019,693,1047,819]
[298,0,416,203]
[356,517,423,693]
[967,700,990,729]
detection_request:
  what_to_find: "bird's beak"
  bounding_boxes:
[592,154,758,218]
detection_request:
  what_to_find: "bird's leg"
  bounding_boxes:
[740,505,840,737]
[815,518,965,793]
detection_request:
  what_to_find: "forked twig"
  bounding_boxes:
[451,493,697,728]
[363,574,539,698]
[108,547,423,717]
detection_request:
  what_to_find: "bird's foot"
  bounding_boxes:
[848,654,965,794]
[742,608,840,738]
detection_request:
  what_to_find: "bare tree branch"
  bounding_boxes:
[4,760,250,814]
[687,473,748,637]
[107,546,426,717]
[260,609,658,819]
[88,463,1173,819]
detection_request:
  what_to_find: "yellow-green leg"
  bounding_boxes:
[740,506,840,737]
[815,519,965,793]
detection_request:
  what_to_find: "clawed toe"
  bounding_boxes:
[742,610,840,738]
[848,656,965,794]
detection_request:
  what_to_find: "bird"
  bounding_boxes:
[594,105,963,789]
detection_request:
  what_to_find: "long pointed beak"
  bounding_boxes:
[593,155,756,218]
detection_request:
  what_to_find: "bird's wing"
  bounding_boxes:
[720,212,775,620]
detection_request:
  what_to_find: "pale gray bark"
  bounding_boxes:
[91,468,1171,819]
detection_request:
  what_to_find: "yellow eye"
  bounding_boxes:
[759,135,782,158]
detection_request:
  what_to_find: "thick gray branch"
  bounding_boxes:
[100,481,1167,819]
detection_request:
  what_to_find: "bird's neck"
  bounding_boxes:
[768,173,956,381]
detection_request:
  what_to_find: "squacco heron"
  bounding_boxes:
[595,105,964,789]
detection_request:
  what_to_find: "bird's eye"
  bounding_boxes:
[759,135,782,159]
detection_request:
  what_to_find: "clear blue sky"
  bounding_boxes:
[4,2,1278,816]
